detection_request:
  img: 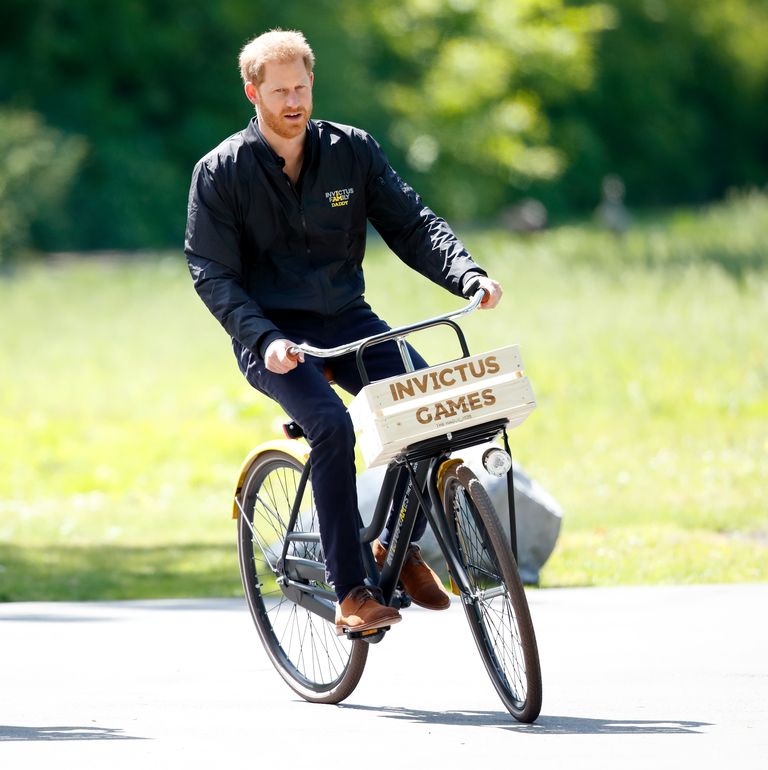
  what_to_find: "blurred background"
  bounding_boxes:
[1,0,766,600]
[3,0,768,254]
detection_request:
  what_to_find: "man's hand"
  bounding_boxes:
[472,275,503,309]
[264,338,304,374]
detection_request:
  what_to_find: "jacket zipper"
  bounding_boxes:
[284,173,323,312]
[284,176,311,255]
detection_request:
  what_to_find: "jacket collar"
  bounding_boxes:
[245,116,317,171]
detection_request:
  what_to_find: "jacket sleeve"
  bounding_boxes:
[361,133,486,297]
[184,158,282,358]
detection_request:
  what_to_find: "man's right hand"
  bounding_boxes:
[264,339,304,374]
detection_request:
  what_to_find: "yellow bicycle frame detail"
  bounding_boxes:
[436,457,464,596]
[436,457,463,496]
[231,439,311,519]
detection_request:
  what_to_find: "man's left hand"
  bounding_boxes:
[474,275,503,309]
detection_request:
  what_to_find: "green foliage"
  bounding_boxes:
[0,0,767,251]
[547,0,768,211]
[0,109,85,266]
[342,0,613,219]
[1,198,766,599]
[0,0,256,251]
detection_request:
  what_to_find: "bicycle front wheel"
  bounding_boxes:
[442,464,542,722]
[237,449,367,704]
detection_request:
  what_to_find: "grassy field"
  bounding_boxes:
[1,193,767,600]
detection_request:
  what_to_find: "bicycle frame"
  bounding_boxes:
[236,290,523,627]
[268,415,511,625]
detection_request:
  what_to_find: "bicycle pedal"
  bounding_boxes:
[341,626,390,641]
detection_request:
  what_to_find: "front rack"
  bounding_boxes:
[398,418,509,463]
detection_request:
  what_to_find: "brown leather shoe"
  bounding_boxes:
[335,586,401,636]
[373,540,451,611]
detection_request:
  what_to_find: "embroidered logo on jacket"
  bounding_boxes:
[325,188,355,208]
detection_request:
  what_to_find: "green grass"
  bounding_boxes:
[1,194,767,600]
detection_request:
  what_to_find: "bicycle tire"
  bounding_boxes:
[237,450,368,704]
[442,464,542,722]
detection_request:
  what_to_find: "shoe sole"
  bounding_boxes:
[335,614,401,637]
[409,597,451,611]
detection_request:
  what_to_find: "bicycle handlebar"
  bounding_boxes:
[288,289,486,360]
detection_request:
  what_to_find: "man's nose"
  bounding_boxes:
[285,90,300,107]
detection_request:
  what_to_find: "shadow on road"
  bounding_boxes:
[0,725,147,742]
[338,705,710,734]
[524,715,710,734]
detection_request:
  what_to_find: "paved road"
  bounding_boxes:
[1,585,766,768]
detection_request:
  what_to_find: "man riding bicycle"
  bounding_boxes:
[184,29,502,635]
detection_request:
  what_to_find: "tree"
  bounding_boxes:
[0,109,85,266]
[548,0,768,211]
[340,0,613,220]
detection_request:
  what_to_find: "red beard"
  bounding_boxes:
[258,103,311,140]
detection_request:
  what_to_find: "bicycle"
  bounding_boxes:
[232,290,543,723]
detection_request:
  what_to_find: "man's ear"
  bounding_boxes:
[244,81,258,106]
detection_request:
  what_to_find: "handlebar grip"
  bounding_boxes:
[463,277,487,300]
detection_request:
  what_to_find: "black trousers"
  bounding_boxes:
[233,304,428,601]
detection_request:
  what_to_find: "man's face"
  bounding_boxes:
[253,58,313,141]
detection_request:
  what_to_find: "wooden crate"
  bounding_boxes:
[348,345,536,468]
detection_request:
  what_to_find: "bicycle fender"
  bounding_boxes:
[437,457,464,597]
[436,457,464,496]
[231,439,310,519]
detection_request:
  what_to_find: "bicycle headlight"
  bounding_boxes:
[482,447,512,477]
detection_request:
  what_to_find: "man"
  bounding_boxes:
[185,29,502,635]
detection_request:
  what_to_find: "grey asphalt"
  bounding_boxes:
[1,585,766,769]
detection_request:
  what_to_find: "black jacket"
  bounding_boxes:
[184,117,486,358]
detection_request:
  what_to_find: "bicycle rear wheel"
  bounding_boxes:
[237,450,367,703]
[442,464,542,722]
